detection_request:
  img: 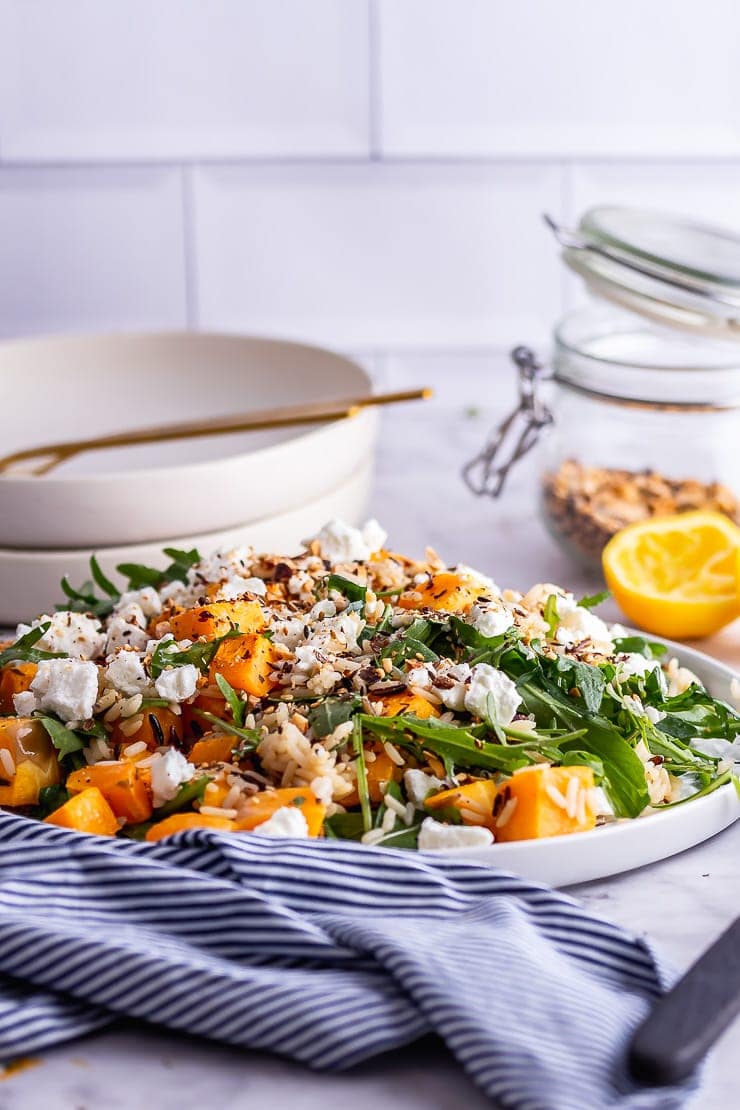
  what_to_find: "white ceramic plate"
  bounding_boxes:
[0,458,372,625]
[0,332,377,548]
[448,638,740,886]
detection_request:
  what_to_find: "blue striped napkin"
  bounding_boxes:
[0,812,693,1109]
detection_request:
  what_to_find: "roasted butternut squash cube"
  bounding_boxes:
[341,744,402,807]
[398,572,489,613]
[491,765,596,842]
[189,733,237,766]
[169,600,265,642]
[146,812,236,841]
[0,718,60,806]
[66,762,153,824]
[381,691,440,720]
[44,787,119,836]
[235,786,325,837]
[208,633,278,698]
[425,779,498,827]
[0,662,37,714]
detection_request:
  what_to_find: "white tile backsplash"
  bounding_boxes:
[0,0,369,160]
[1,3,740,354]
[378,0,740,157]
[0,168,187,336]
[192,163,563,348]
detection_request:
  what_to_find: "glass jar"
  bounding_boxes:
[465,207,740,568]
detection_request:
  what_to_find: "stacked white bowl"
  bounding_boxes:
[0,332,377,623]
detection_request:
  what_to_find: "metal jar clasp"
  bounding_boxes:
[462,346,553,498]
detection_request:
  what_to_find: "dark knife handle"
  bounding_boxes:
[628,916,740,1085]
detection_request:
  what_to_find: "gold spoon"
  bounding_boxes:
[0,388,432,477]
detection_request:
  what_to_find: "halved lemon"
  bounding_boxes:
[602,510,740,640]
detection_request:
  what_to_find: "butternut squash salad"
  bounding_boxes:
[0,520,736,848]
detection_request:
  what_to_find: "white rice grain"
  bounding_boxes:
[0,749,15,780]
[495,796,518,829]
[382,741,405,767]
[565,775,580,819]
[122,739,147,758]
[545,783,568,810]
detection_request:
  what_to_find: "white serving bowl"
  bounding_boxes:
[0,331,377,549]
[0,458,372,625]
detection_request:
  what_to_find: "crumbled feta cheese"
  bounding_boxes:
[213,576,267,601]
[311,518,387,564]
[617,653,660,680]
[105,616,149,655]
[150,749,195,807]
[186,546,255,587]
[404,769,443,808]
[29,659,99,723]
[469,604,513,638]
[418,817,494,850]
[361,518,388,555]
[271,616,308,649]
[310,600,337,619]
[154,664,199,703]
[406,666,432,689]
[434,661,472,712]
[13,691,37,716]
[105,651,149,696]
[114,587,162,620]
[464,663,521,725]
[555,595,612,647]
[644,705,666,725]
[253,806,309,838]
[15,612,105,661]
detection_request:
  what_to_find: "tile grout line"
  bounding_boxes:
[180,164,199,330]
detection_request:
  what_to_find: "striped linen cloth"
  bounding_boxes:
[0,812,693,1109]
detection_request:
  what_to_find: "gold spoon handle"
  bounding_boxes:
[0,388,432,476]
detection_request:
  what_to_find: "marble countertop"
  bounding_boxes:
[3,378,740,1109]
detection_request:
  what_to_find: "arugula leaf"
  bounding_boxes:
[324,811,365,840]
[379,619,443,667]
[551,656,606,714]
[372,822,422,849]
[577,589,610,610]
[613,635,668,659]
[353,716,372,833]
[192,710,261,749]
[308,695,361,739]
[36,784,71,818]
[89,556,121,601]
[560,751,605,780]
[517,680,649,817]
[37,716,85,759]
[326,574,367,603]
[0,624,65,669]
[360,714,537,775]
[214,672,246,728]
[116,562,164,590]
[154,774,212,818]
[544,594,559,638]
[117,547,201,591]
[150,629,242,679]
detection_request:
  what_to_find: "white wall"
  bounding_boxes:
[2,0,740,384]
